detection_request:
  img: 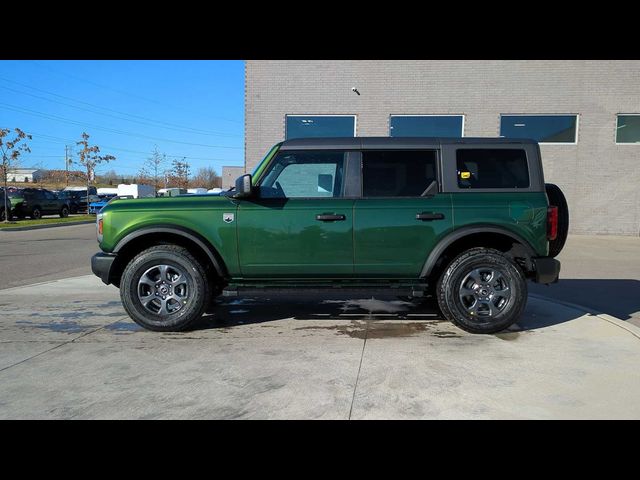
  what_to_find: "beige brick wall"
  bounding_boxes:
[221,166,244,190]
[245,60,640,235]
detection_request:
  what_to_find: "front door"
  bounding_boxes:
[237,149,354,278]
[353,149,453,277]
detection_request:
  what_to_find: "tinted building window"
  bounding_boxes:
[616,115,640,143]
[500,115,577,143]
[259,151,345,198]
[362,150,437,197]
[285,116,355,139]
[457,149,529,189]
[390,115,463,137]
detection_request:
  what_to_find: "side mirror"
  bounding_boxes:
[234,174,253,198]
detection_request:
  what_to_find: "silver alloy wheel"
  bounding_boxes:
[137,264,189,315]
[458,267,511,318]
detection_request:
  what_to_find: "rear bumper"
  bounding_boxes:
[531,257,561,284]
[91,252,116,285]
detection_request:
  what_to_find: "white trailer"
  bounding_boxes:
[117,184,155,198]
[97,187,118,196]
[187,188,209,194]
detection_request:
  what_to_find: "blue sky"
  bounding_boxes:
[0,60,244,176]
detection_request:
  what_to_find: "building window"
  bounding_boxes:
[616,115,640,144]
[500,115,578,144]
[285,115,356,139]
[456,149,529,189]
[389,115,464,137]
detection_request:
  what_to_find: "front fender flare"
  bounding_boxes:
[113,225,227,278]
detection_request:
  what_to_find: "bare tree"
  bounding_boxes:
[0,128,32,222]
[192,166,221,189]
[171,157,190,189]
[138,146,166,194]
[75,132,115,207]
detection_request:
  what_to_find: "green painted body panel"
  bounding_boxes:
[236,198,354,277]
[99,195,242,276]
[353,195,454,277]
[450,192,549,256]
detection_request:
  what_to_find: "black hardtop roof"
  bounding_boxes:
[279,137,538,150]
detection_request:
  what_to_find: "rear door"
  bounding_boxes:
[353,149,453,277]
[236,149,356,277]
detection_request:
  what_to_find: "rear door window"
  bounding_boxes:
[456,149,529,189]
[362,150,438,197]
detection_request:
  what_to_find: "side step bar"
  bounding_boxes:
[222,286,426,298]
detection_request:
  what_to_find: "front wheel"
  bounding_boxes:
[59,206,69,218]
[30,208,42,220]
[120,245,211,331]
[436,247,527,334]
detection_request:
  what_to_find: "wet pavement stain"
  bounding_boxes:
[294,320,455,340]
[104,321,144,332]
[16,320,100,334]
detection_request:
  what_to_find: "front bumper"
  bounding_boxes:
[91,252,116,285]
[531,257,561,284]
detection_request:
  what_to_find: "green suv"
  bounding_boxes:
[91,137,568,334]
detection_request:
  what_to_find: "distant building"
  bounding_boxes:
[7,168,43,183]
[221,166,244,189]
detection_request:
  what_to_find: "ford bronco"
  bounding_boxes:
[91,137,568,334]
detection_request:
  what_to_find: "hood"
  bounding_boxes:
[101,193,235,213]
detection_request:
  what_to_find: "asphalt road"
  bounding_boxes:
[0,223,97,290]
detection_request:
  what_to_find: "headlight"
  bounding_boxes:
[96,213,103,243]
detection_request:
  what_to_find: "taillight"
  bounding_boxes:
[547,206,558,241]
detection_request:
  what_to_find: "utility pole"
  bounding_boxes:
[65,145,69,186]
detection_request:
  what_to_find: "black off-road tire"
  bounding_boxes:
[59,206,70,218]
[436,247,528,334]
[30,207,42,220]
[120,244,211,332]
[0,208,10,222]
[545,183,569,258]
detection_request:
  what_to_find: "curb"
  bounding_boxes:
[0,220,94,232]
[529,293,640,340]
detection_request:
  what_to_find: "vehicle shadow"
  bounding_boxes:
[192,285,611,333]
[529,278,640,321]
[196,294,444,332]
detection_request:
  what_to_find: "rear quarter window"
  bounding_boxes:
[456,149,529,189]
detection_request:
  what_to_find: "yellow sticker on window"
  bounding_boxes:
[460,171,471,179]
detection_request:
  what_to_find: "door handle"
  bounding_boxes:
[316,214,346,222]
[416,212,445,221]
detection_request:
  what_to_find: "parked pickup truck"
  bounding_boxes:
[91,137,568,334]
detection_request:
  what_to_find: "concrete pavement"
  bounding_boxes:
[530,234,640,327]
[1,275,639,419]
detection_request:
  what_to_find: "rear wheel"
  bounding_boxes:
[0,208,10,222]
[120,245,211,331]
[59,206,69,218]
[545,183,569,257]
[436,247,527,334]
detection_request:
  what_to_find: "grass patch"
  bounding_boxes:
[0,215,95,229]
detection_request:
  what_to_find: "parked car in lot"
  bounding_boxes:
[9,188,71,219]
[59,186,99,213]
[92,137,568,334]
